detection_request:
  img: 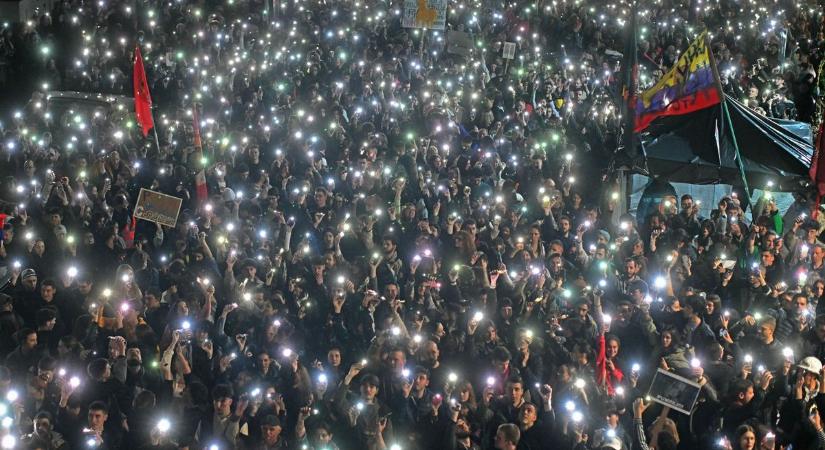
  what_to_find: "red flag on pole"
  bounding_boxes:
[133,46,154,137]
[810,122,825,218]
[193,104,208,203]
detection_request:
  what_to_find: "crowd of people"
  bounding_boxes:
[0,0,821,448]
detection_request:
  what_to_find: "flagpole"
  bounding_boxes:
[616,0,639,218]
[706,33,751,206]
[722,101,750,203]
[151,113,161,154]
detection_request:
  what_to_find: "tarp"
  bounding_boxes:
[640,95,813,191]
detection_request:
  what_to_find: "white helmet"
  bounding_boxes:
[799,356,823,374]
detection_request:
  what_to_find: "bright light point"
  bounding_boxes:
[157,418,171,432]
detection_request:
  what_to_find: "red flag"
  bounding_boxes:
[810,122,825,218]
[193,104,208,203]
[133,46,154,137]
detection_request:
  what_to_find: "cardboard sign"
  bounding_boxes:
[502,42,516,59]
[447,30,473,56]
[646,369,701,415]
[402,0,447,30]
[134,188,183,227]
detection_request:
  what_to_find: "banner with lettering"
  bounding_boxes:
[402,0,447,30]
[635,31,722,132]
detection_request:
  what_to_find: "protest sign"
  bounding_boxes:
[134,188,183,227]
[646,368,701,415]
[402,0,447,30]
[503,42,516,59]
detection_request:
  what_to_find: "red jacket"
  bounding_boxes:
[596,333,624,396]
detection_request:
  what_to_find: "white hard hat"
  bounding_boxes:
[799,356,822,374]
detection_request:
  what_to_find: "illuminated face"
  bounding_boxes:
[313,427,333,445]
[360,383,378,400]
[41,285,55,301]
[87,409,108,430]
[739,431,756,450]
[519,404,537,424]
[387,351,405,370]
[606,339,620,359]
[33,240,44,256]
[797,297,809,312]
[507,382,523,404]
[213,397,233,414]
[33,417,51,435]
[662,332,672,348]
[759,324,774,342]
[385,284,399,300]
[327,349,341,367]
[414,373,429,390]
[262,425,281,444]
[258,354,271,371]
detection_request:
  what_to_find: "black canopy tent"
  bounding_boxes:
[639,95,814,192]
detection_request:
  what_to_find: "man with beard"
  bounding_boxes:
[124,346,164,394]
[20,411,68,449]
[11,268,40,326]
[247,414,288,449]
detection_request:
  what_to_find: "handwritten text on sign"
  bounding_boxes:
[402,0,447,29]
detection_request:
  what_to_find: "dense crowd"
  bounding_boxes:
[0,0,821,449]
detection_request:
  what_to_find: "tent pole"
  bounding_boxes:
[722,99,751,206]
[616,168,628,218]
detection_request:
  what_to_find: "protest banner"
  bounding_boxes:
[134,188,183,227]
[402,0,447,29]
[646,368,702,415]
